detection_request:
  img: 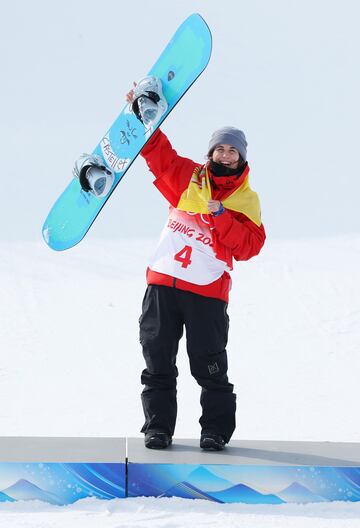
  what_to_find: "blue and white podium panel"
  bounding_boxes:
[0,437,126,504]
[1,438,360,505]
[127,439,360,504]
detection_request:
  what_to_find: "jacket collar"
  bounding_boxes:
[208,162,249,190]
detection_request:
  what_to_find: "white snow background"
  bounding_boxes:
[1,236,360,527]
[1,0,360,526]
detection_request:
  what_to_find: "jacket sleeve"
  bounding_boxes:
[212,210,266,261]
[140,129,198,206]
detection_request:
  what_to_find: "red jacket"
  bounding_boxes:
[141,129,266,302]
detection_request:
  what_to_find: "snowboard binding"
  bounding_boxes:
[131,76,168,127]
[73,154,115,198]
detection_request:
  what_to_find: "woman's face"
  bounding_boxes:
[211,144,240,169]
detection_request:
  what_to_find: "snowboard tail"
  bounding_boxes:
[42,14,212,251]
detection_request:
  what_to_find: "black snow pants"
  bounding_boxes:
[139,285,236,442]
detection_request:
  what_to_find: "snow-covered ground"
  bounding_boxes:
[1,497,360,528]
[1,235,360,526]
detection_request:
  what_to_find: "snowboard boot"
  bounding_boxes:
[131,76,168,126]
[200,433,226,451]
[73,154,115,198]
[144,432,172,449]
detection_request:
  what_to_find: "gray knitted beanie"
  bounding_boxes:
[208,126,248,161]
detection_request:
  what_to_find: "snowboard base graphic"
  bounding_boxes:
[42,14,212,251]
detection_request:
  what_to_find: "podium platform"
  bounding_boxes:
[1,437,360,505]
[0,437,126,504]
[128,438,360,504]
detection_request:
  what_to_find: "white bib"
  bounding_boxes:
[149,208,228,285]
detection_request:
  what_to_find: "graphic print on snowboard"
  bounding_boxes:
[42,14,212,251]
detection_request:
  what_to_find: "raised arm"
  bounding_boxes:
[141,129,199,206]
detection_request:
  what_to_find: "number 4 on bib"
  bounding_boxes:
[174,245,193,268]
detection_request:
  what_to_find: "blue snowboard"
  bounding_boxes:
[42,13,212,251]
